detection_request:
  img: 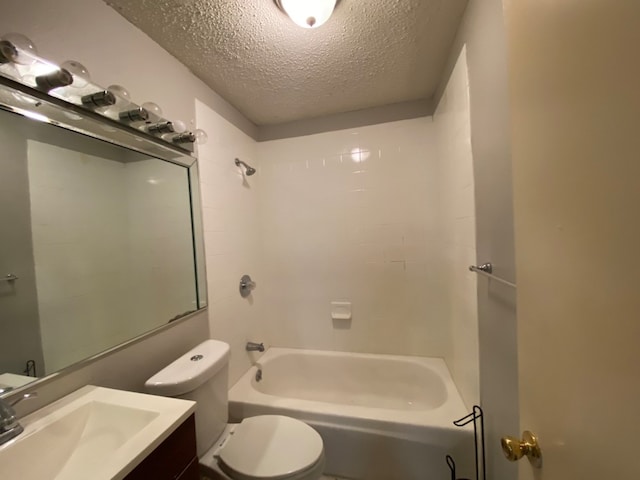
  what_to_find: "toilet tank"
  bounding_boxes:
[145,339,230,456]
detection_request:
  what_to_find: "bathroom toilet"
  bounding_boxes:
[145,340,325,480]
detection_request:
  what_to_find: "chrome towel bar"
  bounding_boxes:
[469,263,516,289]
[0,274,18,283]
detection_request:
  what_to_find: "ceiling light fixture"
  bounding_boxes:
[275,0,338,29]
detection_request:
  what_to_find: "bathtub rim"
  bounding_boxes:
[229,347,473,445]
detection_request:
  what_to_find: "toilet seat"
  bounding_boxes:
[217,415,324,480]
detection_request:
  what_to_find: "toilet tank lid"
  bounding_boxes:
[144,339,230,396]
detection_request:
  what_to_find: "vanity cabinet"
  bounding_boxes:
[125,414,198,480]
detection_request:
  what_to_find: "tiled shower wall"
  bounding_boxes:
[253,50,478,405]
[433,47,480,407]
[196,101,267,386]
[257,119,451,358]
[197,56,478,403]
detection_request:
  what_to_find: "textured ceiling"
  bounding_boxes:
[105,0,468,126]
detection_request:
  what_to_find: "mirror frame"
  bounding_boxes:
[0,76,208,398]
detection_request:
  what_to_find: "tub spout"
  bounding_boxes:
[246,342,265,352]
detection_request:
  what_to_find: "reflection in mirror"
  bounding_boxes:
[0,103,204,393]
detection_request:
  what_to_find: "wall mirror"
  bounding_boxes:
[0,77,207,396]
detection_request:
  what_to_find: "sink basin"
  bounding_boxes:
[0,385,195,480]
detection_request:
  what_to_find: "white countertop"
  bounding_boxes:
[0,385,196,480]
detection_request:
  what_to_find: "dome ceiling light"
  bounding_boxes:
[274,0,339,29]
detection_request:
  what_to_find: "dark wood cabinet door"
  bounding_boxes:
[125,414,198,480]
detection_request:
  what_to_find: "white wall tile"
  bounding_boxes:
[257,118,454,359]
[196,100,266,386]
[433,46,480,408]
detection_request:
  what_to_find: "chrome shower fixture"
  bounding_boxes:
[235,158,256,176]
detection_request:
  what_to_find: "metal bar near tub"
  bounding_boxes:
[468,263,516,289]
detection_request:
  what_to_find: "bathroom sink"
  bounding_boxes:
[0,385,195,480]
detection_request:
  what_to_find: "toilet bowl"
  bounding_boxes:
[145,340,324,480]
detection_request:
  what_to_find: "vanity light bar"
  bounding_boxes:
[35,68,73,92]
[119,107,150,123]
[81,90,116,109]
[0,32,207,151]
[172,132,196,144]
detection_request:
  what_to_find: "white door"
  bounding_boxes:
[506,0,640,478]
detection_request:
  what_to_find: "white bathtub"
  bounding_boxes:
[229,348,474,480]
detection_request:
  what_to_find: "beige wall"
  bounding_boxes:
[435,0,518,478]
[507,0,640,478]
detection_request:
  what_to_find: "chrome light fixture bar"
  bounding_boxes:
[0,32,208,152]
[0,75,195,167]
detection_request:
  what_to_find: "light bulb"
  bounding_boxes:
[279,0,337,28]
[172,120,187,133]
[0,33,38,65]
[141,102,162,117]
[61,60,91,88]
[195,129,208,145]
[107,84,131,104]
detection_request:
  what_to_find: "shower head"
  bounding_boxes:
[235,158,256,176]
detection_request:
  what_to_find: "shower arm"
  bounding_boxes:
[234,158,255,174]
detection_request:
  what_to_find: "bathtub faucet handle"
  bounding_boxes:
[239,274,256,298]
[246,342,265,352]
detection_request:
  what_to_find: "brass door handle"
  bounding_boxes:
[501,430,542,468]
